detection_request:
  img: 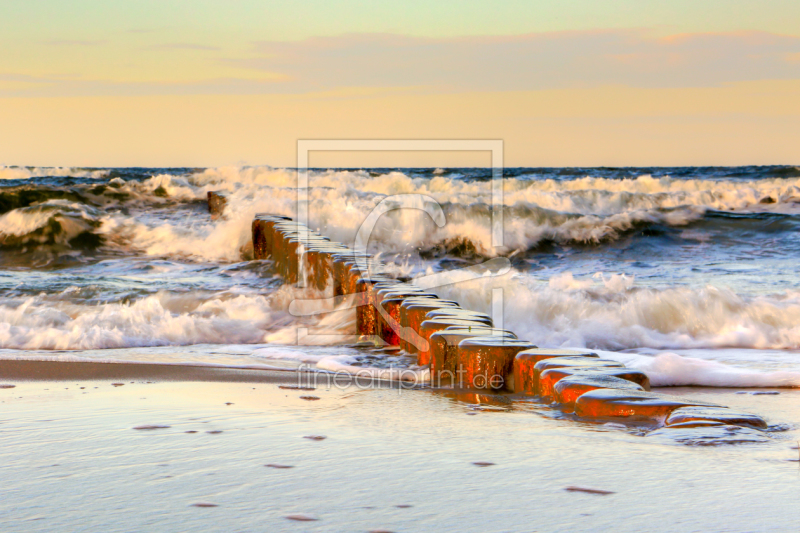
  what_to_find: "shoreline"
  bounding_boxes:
[0,358,408,388]
[2,357,795,390]
[0,359,317,384]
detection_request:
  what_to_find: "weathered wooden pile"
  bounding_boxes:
[240,203,769,431]
[207,191,227,219]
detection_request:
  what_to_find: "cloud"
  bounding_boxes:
[223,30,800,91]
[0,76,287,98]
[45,39,107,47]
[146,43,221,51]
[9,30,800,97]
[0,73,55,83]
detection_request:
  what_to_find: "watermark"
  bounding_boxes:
[296,139,504,247]
[292,139,507,351]
[295,363,506,392]
[290,139,510,340]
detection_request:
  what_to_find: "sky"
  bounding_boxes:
[1,0,799,167]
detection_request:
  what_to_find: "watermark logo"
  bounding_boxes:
[287,139,509,384]
[294,362,506,392]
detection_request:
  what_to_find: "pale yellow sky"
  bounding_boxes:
[1,1,799,166]
[2,81,798,167]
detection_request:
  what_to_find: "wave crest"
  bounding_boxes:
[0,166,109,180]
[431,269,800,351]
[0,200,103,249]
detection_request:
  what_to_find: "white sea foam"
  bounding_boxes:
[431,269,800,352]
[0,292,279,350]
[0,200,102,244]
[250,345,320,363]
[0,277,358,351]
[315,356,429,383]
[20,165,790,262]
[0,206,60,237]
[251,347,427,382]
[94,166,800,261]
[1,261,798,387]
[595,350,800,388]
[0,166,109,180]
[426,269,800,387]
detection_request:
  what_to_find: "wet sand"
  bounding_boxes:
[0,359,352,384]
[2,360,800,532]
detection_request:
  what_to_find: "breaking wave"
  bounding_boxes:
[76,166,800,262]
[0,200,104,249]
[0,292,278,350]
[432,270,800,352]
[0,166,109,180]
[604,351,800,388]
[4,165,800,262]
[0,280,354,351]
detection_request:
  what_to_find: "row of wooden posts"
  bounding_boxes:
[201,191,768,430]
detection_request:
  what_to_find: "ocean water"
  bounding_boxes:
[2,164,800,388]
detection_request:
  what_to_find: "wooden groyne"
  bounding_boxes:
[207,191,227,219]
[236,204,770,433]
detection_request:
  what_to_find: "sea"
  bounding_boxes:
[2,164,800,388]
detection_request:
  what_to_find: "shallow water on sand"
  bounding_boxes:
[1,379,799,532]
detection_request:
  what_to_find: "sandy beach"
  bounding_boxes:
[2,359,800,532]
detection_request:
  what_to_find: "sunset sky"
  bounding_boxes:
[1,0,799,167]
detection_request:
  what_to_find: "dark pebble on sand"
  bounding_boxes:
[285,514,318,521]
[303,435,326,441]
[0,384,15,389]
[206,430,223,434]
[191,502,219,508]
[112,383,125,387]
[185,431,198,434]
[225,402,234,405]
[300,395,321,401]
[472,462,495,467]
[395,504,413,508]
[564,486,615,495]
[265,464,295,469]
[133,425,171,430]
